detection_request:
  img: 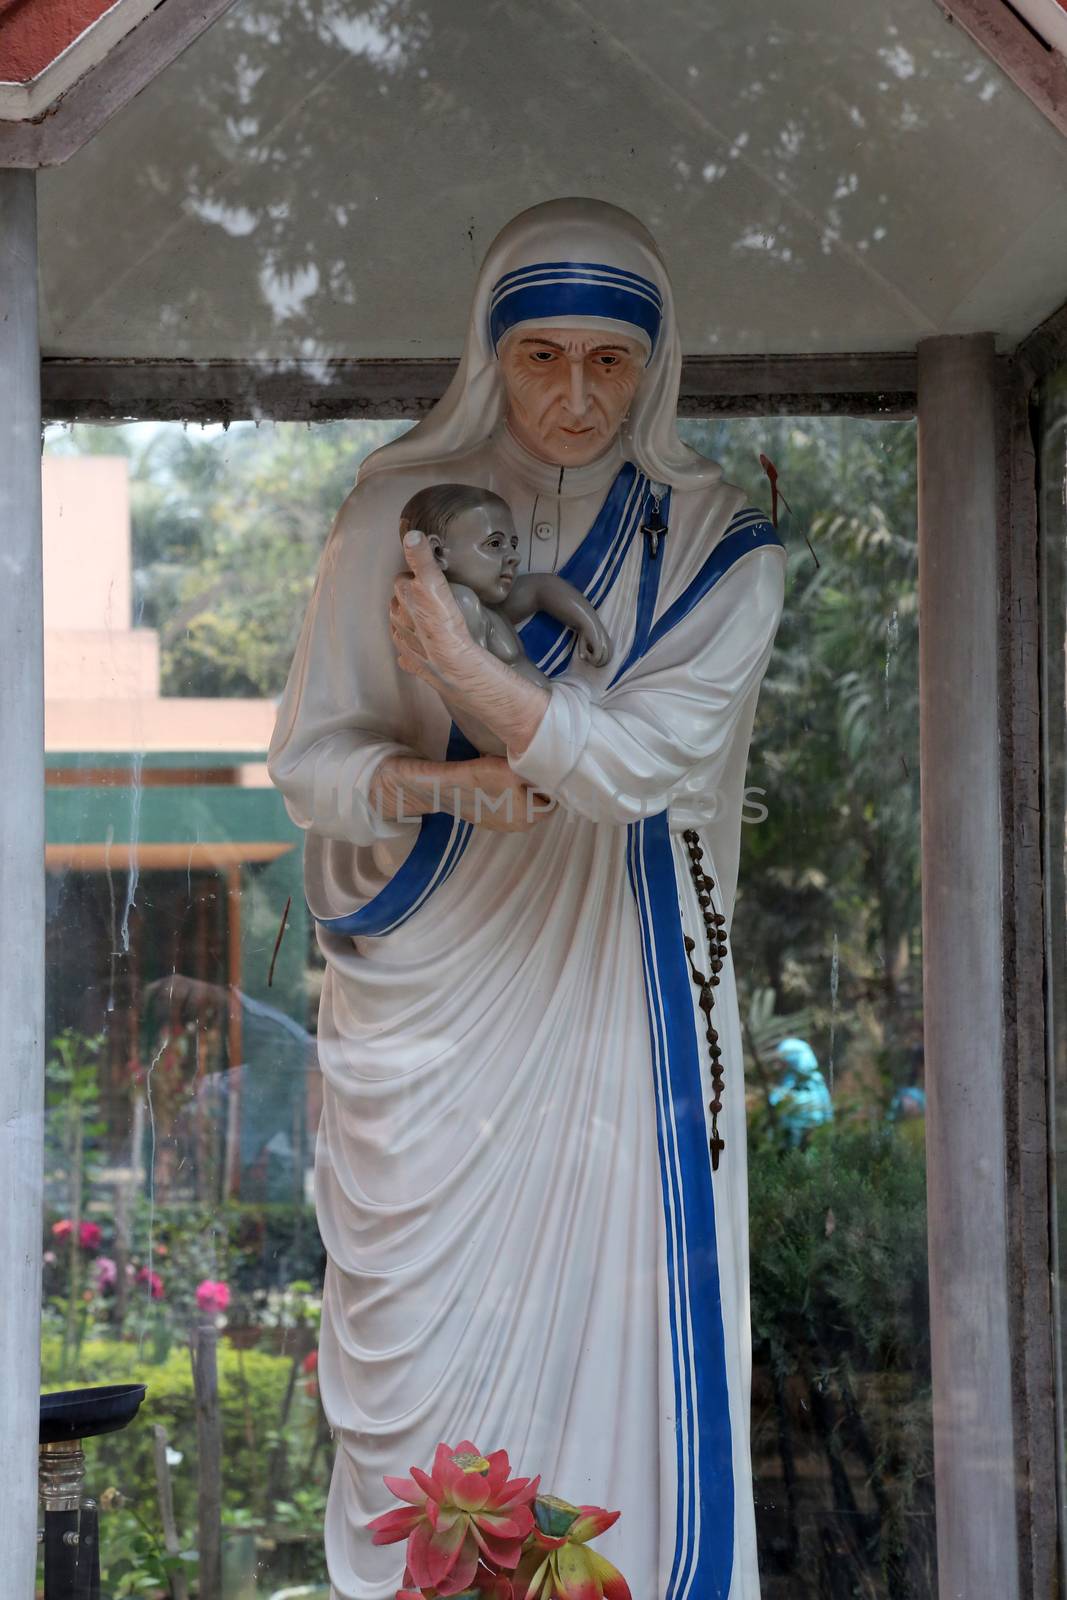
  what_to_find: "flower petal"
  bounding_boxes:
[413,1465,445,1503]
[485,1450,512,1494]
[475,1506,534,1541]
[514,1554,550,1600]
[452,1472,491,1514]
[568,1507,620,1544]
[556,1545,602,1600]
[433,1534,481,1596]
[384,1476,428,1508]
[587,1551,632,1600]
[472,1525,524,1570]
[368,1506,421,1544]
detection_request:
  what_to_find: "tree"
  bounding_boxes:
[682,417,921,1108]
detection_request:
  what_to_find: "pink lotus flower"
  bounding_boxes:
[195,1279,231,1315]
[94,1256,118,1291]
[137,1267,164,1301]
[52,1219,73,1241]
[79,1221,102,1251]
[370,1443,539,1598]
[397,1563,513,1599]
[513,1499,631,1600]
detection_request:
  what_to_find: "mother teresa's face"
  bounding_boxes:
[498,325,645,467]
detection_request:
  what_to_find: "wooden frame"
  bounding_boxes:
[40,352,919,423]
[931,0,1067,140]
[997,354,1059,1600]
[44,841,292,870]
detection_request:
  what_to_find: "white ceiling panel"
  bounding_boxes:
[37,0,1067,359]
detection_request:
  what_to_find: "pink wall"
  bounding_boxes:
[0,0,115,83]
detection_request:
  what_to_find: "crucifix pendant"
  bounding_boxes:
[642,496,667,559]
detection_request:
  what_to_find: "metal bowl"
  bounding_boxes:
[39,1384,147,1444]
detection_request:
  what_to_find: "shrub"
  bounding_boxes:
[41,1335,320,1533]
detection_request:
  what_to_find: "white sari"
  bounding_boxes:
[268,416,785,1600]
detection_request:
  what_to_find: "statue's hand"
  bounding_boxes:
[390,530,481,694]
[372,753,552,834]
[391,530,550,757]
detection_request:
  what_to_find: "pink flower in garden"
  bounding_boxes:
[43,1251,56,1266]
[195,1279,231,1316]
[137,1267,164,1301]
[52,1219,73,1241]
[79,1221,102,1251]
[370,1443,539,1598]
[94,1256,118,1292]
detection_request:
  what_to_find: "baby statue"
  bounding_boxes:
[398,483,612,756]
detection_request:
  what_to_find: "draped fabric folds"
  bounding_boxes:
[269,421,784,1599]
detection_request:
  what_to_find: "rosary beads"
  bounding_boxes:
[681,828,729,1171]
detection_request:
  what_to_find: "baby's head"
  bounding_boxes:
[399,484,519,604]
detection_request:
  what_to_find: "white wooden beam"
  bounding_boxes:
[0,0,237,168]
[918,333,1021,1600]
[0,168,45,1597]
[0,0,160,124]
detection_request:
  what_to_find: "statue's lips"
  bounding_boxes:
[559,425,595,436]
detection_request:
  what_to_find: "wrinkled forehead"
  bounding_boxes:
[489,261,662,357]
[499,316,652,361]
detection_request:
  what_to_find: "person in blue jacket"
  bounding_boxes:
[768,1036,834,1146]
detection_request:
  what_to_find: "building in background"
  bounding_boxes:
[42,455,313,1204]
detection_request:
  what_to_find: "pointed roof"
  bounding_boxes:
[0,0,234,165]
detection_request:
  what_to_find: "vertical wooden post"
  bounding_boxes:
[224,864,243,1197]
[0,168,44,1598]
[190,1323,223,1600]
[918,334,1020,1600]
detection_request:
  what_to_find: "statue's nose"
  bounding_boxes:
[567,360,590,416]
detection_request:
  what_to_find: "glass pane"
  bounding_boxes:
[41,412,927,1598]
[40,420,407,1599]
[682,418,932,1597]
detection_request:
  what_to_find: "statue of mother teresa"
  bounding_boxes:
[269,198,785,1600]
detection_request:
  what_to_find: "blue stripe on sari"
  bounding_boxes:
[315,726,478,937]
[644,512,780,656]
[518,461,644,670]
[627,813,735,1599]
[607,487,672,687]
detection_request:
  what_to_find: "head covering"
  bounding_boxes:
[359,197,722,490]
[773,1038,821,1080]
[489,260,662,355]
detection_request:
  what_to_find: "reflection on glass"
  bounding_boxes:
[40,416,928,1597]
[38,0,1067,360]
[684,417,932,1598]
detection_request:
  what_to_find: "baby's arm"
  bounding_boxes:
[443,582,496,654]
[501,574,612,666]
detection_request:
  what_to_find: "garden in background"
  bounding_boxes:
[42,413,927,1598]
